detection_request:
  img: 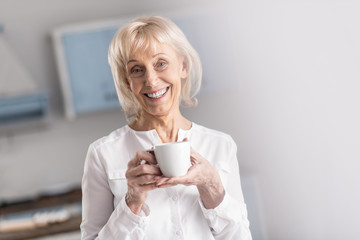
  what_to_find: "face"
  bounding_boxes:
[126,43,187,118]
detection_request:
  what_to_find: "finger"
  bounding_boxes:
[155,177,170,186]
[146,147,155,154]
[156,182,178,188]
[154,176,162,181]
[128,174,158,186]
[157,176,193,187]
[190,157,197,166]
[128,151,157,168]
[126,164,162,178]
[168,176,189,185]
[190,148,199,162]
[156,175,187,186]
[137,183,158,192]
[136,151,157,165]
[191,147,201,157]
[190,149,204,165]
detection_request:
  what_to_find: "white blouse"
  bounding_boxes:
[81,123,252,240]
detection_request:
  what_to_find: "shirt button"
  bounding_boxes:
[172,195,178,201]
[176,230,182,236]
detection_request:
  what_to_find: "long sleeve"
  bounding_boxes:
[198,138,252,240]
[81,144,150,240]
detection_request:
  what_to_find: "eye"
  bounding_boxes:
[129,66,145,77]
[155,60,167,70]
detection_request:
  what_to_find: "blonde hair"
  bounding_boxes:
[108,16,202,120]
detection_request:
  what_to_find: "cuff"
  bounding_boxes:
[119,196,150,228]
[198,192,244,233]
[97,197,151,239]
[199,191,230,220]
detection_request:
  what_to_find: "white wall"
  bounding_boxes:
[226,1,360,239]
[1,0,360,240]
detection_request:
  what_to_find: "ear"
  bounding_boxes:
[180,58,188,79]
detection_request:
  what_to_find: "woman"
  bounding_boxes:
[81,16,252,240]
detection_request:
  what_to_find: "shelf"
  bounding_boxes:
[0,188,82,240]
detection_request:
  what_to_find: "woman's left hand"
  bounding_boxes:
[155,147,225,209]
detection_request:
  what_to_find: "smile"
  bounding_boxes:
[145,87,169,99]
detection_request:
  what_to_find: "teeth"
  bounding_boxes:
[146,88,167,98]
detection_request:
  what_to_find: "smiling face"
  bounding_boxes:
[126,43,187,118]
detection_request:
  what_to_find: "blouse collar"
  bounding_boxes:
[125,122,195,144]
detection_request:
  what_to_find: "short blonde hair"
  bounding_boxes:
[108,16,202,120]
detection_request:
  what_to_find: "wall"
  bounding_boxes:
[1,0,360,240]
[226,1,360,239]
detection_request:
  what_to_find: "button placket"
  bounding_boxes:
[175,229,183,237]
[172,194,178,201]
[166,188,184,239]
[139,219,146,229]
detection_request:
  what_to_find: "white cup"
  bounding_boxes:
[153,141,191,177]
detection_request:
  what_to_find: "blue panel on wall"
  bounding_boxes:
[61,27,120,115]
[0,92,48,124]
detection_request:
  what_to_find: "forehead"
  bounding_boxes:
[128,42,178,62]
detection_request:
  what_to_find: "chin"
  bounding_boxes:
[146,108,171,117]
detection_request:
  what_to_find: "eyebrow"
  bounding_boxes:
[127,59,138,65]
[153,53,166,57]
[127,53,167,65]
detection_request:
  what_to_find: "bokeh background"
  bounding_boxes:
[1,0,359,239]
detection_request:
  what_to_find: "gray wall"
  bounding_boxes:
[1,0,360,239]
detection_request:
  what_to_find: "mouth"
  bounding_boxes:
[144,87,170,99]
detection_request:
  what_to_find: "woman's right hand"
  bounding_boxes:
[125,150,162,215]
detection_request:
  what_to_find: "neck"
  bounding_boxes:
[129,108,191,143]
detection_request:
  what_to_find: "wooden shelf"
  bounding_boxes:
[0,216,81,240]
[0,188,82,240]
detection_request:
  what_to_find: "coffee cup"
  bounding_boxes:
[153,141,191,177]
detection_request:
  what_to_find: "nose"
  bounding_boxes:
[145,67,159,87]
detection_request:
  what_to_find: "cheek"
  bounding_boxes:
[128,79,141,93]
[180,66,187,79]
[170,79,182,100]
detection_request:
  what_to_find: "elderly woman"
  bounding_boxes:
[81,16,251,240]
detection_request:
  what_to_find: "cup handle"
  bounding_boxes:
[145,146,155,153]
[144,146,158,167]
